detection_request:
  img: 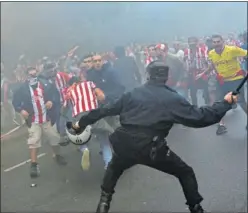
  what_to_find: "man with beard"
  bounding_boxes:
[87,54,124,131]
[113,46,141,92]
[196,34,247,135]
[78,54,94,81]
[69,60,238,213]
[184,37,210,106]
[12,67,66,178]
[87,54,125,106]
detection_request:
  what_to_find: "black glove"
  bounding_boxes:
[66,122,73,129]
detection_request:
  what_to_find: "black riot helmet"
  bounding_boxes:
[146,60,169,83]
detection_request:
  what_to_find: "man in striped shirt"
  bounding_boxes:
[64,76,113,170]
[39,62,71,144]
[184,37,210,106]
[54,68,71,142]
[12,67,66,178]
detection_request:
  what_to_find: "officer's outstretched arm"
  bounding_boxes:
[78,94,125,128]
[170,96,232,128]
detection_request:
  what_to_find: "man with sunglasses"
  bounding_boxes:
[12,67,66,178]
[196,34,247,135]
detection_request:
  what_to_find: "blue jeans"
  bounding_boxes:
[56,104,73,136]
[74,112,113,169]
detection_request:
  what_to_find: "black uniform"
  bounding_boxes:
[73,61,232,213]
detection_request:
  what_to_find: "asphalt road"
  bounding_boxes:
[1,103,247,212]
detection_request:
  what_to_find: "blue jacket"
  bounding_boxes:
[87,64,125,103]
[12,78,60,126]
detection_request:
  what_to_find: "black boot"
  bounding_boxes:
[96,191,113,213]
[189,204,204,213]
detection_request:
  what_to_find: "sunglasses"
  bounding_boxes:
[93,59,102,63]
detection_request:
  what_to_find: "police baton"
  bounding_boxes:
[232,73,248,95]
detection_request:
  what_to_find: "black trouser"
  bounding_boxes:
[101,128,203,207]
[189,78,210,106]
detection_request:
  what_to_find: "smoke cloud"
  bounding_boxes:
[1,2,247,66]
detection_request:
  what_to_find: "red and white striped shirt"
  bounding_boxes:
[29,82,47,124]
[65,81,98,117]
[55,72,70,104]
[184,46,208,71]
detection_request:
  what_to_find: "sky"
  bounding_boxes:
[1,2,247,64]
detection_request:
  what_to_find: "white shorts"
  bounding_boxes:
[27,122,59,149]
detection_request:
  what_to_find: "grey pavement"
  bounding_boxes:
[1,105,247,212]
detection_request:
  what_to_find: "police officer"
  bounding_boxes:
[69,60,238,213]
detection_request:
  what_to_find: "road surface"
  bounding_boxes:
[1,103,247,212]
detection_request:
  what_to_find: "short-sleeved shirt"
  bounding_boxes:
[65,81,98,117]
[208,45,247,81]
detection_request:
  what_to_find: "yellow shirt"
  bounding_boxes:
[208,45,247,81]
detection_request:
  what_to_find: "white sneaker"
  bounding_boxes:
[81,149,90,171]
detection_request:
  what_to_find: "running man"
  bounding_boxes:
[196,34,247,135]
[63,75,113,170]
